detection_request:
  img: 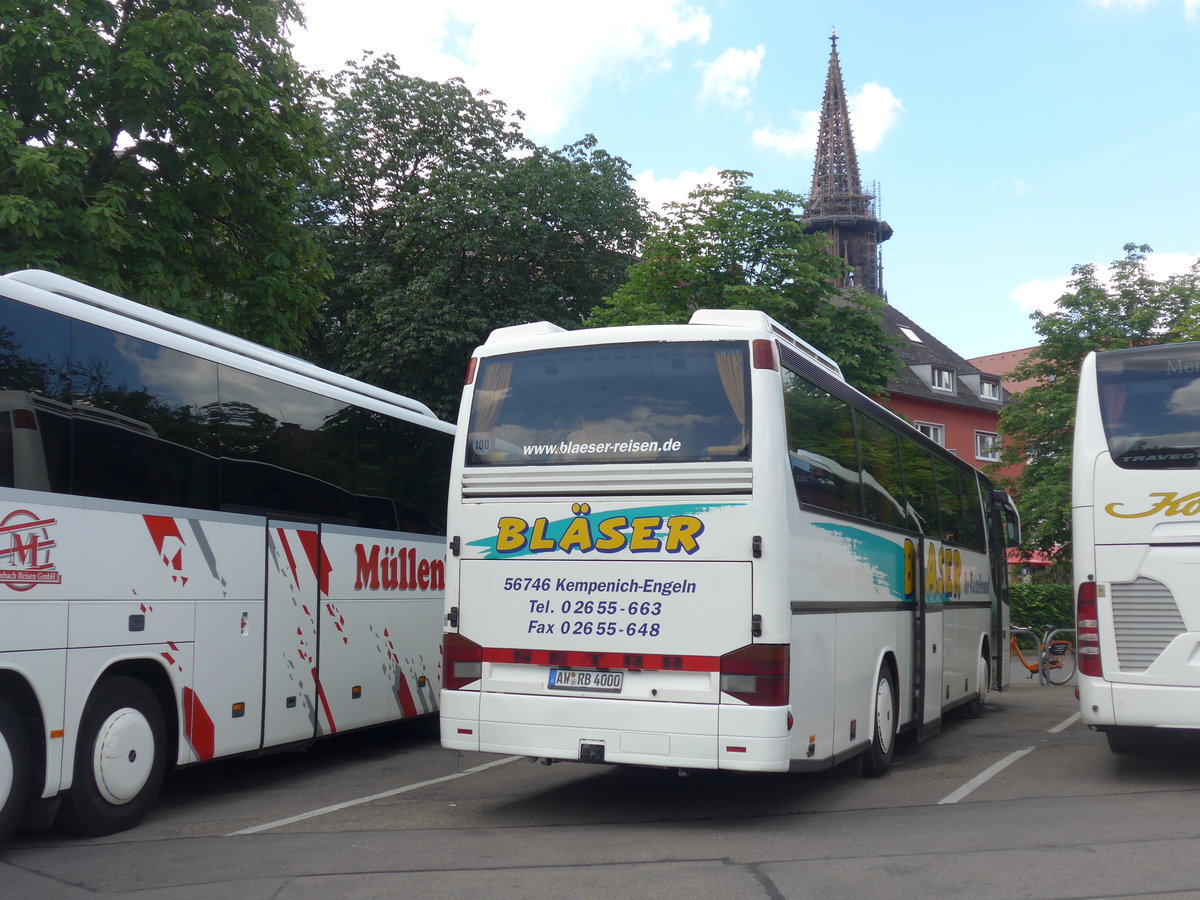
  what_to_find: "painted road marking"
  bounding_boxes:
[939,711,1081,804]
[229,755,521,835]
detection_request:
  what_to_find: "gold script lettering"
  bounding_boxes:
[1105,492,1200,518]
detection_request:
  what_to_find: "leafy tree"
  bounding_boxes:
[998,244,1200,561]
[0,0,329,350]
[313,55,647,417]
[588,171,898,394]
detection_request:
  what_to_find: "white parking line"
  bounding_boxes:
[937,747,1035,805]
[229,755,521,835]
[1049,711,1082,734]
[938,709,1083,805]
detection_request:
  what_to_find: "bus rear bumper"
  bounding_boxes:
[1080,675,1200,729]
[440,688,790,772]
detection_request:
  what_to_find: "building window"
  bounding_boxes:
[931,367,955,393]
[976,431,1001,462]
[980,379,1001,401]
[899,326,923,343]
[915,421,945,446]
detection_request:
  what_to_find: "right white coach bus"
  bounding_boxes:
[1075,342,1200,752]
[441,309,1020,775]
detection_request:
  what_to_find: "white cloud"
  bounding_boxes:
[752,111,820,156]
[1011,251,1199,315]
[698,45,764,108]
[291,0,711,139]
[633,166,722,214]
[1088,0,1199,18]
[752,83,902,158]
[847,83,904,153]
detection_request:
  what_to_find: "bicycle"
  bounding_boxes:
[1010,623,1077,685]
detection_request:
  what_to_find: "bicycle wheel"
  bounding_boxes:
[1041,640,1077,685]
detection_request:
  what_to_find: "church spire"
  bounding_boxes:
[803,30,892,297]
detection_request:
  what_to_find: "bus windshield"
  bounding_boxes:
[1096,342,1200,469]
[466,341,750,466]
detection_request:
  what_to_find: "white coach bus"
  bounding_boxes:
[441,310,1020,775]
[1075,342,1200,752]
[0,271,453,840]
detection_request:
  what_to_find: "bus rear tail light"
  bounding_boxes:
[720,643,789,706]
[443,632,483,689]
[12,409,37,430]
[1077,581,1102,678]
[752,339,777,370]
[464,357,478,385]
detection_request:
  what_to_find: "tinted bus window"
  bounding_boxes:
[466,342,750,466]
[932,455,964,544]
[1097,342,1200,469]
[898,441,937,535]
[70,320,220,509]
[217,365,357,523]
[959,471,985,550]
[783,369,862,517]
[856,414,908,529]
[356,410,451,535]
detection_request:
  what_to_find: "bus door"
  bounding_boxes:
[262,521,326,748]
[987,493,1015,690]
[916,537,944,740]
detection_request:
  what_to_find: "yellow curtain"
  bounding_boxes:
[473,362,513,433]
[715,350,748,448]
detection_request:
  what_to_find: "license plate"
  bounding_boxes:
[548,668,623,693]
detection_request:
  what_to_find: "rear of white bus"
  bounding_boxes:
[440,316,795,772]
[1075,344,1200,749]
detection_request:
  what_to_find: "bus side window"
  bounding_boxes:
[782,368,862,517]
[898,442,937,535]
[856,415,907,529]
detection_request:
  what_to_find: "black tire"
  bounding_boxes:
[57,676,166,836]
[862,664,897,777]
[0,696,32,844]
[1042,642,1077,685]
[1106,728,1150,755]
[964,651,990,719]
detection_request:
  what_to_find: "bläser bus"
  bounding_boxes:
[0,271,453,840]
[1075,342,1200,752]
[441,310,1020,775]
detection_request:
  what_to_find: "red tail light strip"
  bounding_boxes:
[482,647,720,672]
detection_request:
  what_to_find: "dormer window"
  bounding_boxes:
[980,379,1001,401]
[931,367,955,393]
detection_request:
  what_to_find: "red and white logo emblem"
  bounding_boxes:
[0,508,61,591]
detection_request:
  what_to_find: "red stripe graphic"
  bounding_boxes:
[482,647,720,672]
[312,667,336,734]
[295,530,331,597]
[182,686,216,761]
[395,673,418,717]
[276,528,302,590]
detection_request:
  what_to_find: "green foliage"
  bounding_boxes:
[588,171,899,395]
[998,244,1200,559]
[0,0,329,350]
[1008,583,1074,632]
[311,55,647,417]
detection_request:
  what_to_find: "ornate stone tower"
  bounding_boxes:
[802,31,892,297]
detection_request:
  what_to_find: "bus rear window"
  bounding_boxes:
[1097,343,1200,469]
[466,341,751,466]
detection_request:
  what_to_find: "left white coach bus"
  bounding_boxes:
[0,270,454,840]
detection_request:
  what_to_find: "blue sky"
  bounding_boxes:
[290,0,1199,361]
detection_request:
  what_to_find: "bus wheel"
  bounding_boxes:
[862,665,897,778]
[57,677,166,836]
[0,696,32,843]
